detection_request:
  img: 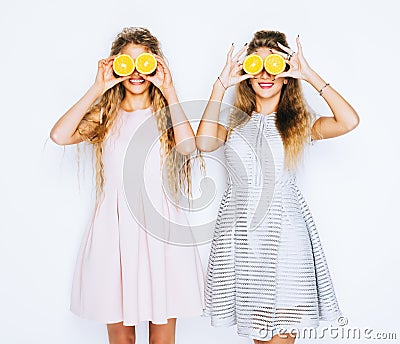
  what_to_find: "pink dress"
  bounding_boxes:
[70,107,205,325]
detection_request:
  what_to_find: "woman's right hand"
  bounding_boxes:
[93,56,130,94]
[218,44,254,89]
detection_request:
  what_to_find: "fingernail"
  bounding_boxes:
[232,42,234,45]
[297,34,300,38]
[244,43,248,46]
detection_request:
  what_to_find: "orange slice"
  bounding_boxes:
[243,54,264,75]
[264,53,286,75]
[135,53,157,74]
[113,54,135,76]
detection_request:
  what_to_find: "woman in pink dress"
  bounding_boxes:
[50,27,204,344]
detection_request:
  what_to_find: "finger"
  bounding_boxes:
[274,72,293,79]
[232,44,248,62]
[226,44,235,61]
[154,63,165,75]
[276,41,292,54]
[106,55,119,62]
[154,56,169,73]
[233,62,243,71]
[138,73,152,82]
[106,58,115,66]
[232,65,242,74]
[269,47,291,60]
[238,74,255,83]
[98,57,111,66]
[153,54,166,64]
[296,35,303,54]
[237,56,246,64]
[120,75,131,82]
[110,75,131,86]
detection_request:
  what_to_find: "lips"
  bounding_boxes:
[129,78,145,85]
[258,82,274,89]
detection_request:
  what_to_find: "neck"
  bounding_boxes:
[120,91,152,112]
[254,93,280,115]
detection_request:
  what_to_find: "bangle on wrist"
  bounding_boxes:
[318,83,330,96]
[217,76,227,90]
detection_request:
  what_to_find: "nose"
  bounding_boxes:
[258,68,271,79]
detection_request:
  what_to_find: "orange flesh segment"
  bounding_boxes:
[135,53,157,74]
[243,54,264,75]
[113,54,135,76]
[264,54,286,75]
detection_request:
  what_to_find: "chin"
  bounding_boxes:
[254,88,281,100]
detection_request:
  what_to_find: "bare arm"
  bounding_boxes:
[195,81,229,152]
[49,56,130,146]
[196,44,254,152]
[306,71,360,140]
[163,91,197,155]
[275,37,360,141]
[141,55,197,155]
[50,85,103,145]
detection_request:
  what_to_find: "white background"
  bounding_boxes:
[1,0,399,343]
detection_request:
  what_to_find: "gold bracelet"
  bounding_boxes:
[318,83,330,96]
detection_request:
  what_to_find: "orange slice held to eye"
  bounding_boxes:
[264,53,286,75]
[113,54,135,76]
[243,54,264,75]
[135,53,157,75]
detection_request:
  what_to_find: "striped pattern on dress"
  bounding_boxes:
[203,111,342,341]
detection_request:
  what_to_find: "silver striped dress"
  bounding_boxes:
[203,111,342,341]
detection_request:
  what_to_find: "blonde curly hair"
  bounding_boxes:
[76,27,197,208]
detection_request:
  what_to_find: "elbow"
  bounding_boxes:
[50,129,74,146]
[176,146,196,156]
[175,140,197,156]
[195,137,207,152]
[50,130,63,145]
[347,112,360,131]
[195,136,219,152]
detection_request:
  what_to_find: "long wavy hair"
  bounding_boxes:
[76,27,195,208]
[230,30,320,172]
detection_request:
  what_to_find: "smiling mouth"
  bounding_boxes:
[258,82,274,89]
[129,78,145,85]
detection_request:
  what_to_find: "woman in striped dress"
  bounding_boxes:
[196,30,359,343]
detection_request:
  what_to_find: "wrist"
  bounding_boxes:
[302,69,319,83]
[163,87,178,104]
[210,80,226,102]
[303,70,328,92]
[213,79,227,93]
[90,83,105,97]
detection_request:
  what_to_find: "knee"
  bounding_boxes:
[108,333,135,344]
[107,323,135,344]
[149,339,172,344]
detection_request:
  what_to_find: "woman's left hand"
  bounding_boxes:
[273,36,314,81]
[139,55,175,98]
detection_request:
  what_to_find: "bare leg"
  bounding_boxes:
[107,322,136,344]
[253,332,297,344]
[149,318,177,344]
